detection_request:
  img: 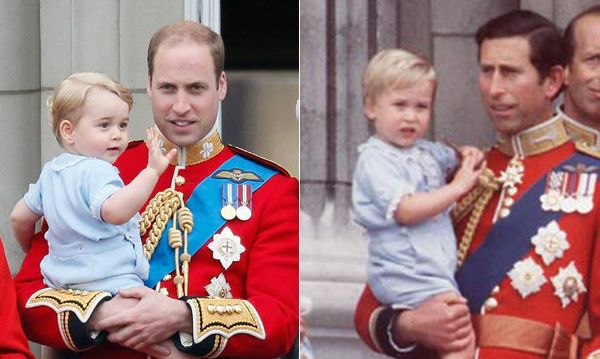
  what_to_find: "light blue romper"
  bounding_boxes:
[23,153,149,295]
[352,136,460,308]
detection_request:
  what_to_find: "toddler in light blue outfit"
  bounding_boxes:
[11,72,176,295]
[352,50,484,359]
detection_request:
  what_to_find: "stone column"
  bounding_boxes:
[0,0,41,273]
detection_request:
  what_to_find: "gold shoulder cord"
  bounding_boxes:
[140,187,194,297]
[453,168,501,266]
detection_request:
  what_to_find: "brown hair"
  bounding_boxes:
[147,21,225,84]
[475,10,564,80]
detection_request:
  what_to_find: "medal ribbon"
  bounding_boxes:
[145,154,277,288]
[456,152,599,313]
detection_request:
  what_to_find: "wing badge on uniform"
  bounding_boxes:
[212,168,264,183]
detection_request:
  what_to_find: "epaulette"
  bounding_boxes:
[227,144,291,177]
[575,141,600,160]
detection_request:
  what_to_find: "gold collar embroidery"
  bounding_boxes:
[159,131,225,166]
[557,106,600,148]
[496,115,570,157]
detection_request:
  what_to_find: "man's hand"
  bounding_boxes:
[393,291,472,352]
[96,287,192,353]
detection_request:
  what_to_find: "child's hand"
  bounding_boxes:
[459,145,484,166]
[452,153,486,195]
[146,128,177,175]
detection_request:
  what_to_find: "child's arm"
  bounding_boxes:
[101,128,177,225]
[395,153,484,226]
[10,199,42,252]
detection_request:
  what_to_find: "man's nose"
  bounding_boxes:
[173,92,191,114]
[488,72,506,97]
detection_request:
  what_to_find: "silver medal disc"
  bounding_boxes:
[236,205,252,221]
[221,204,237,220]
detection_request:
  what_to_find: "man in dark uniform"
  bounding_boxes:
[14,21,298,359]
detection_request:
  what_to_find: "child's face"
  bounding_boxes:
[365,81,434,148]
[68,89,130,163]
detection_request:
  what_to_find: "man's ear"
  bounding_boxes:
[564,64,571,87]
[59,120,75,144]
[146,74,153,98]
[544,65,565,100]
[218,71,227,101]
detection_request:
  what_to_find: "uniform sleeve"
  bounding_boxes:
[0,240,35,359]
[354,284,436,359]
[579,199,600,358]
[173,175,299,358]
[13,227,109,351]
[352,149,416,228]
[427,141,458,179]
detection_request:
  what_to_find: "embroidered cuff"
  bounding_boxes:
[171,331,228,358]
[588,349,600,359]
[374,305,422,358]
[183,296,265,343]
[26,288,111,351]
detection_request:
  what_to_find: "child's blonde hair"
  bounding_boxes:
[47,72,133,144]
[362,49,436,108]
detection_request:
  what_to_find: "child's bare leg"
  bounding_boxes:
[439,324,475,359]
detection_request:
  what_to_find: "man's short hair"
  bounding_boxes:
[147,21,225,84]
[475,10,565,79]
[47,72,133,145]
[361,49,436,108]
[564,5,600,65]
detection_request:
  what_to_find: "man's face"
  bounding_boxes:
[479,36,555,136]
[564,14,600,126]
[147,41,227,147]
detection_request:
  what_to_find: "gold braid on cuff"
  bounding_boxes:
[186,297,266,344]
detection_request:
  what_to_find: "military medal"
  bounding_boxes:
[550,261,586,308]
[576,173,596,214]
[530,220,569,265]
[507,257,547,298]
[560,172,577,213]
[540,171,564,212]
[236,184,252,221]
[220,184,237,220]
[205,273,233,299]
[208,226,246,269]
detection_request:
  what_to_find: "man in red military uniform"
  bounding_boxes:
[13,21,298,358]
[354,10,600,359]
[559,5,600,149]
[0,239,35,359]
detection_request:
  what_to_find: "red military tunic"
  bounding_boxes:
[354,117,600,358]
[0,239,35,359]
[14,133,299,358]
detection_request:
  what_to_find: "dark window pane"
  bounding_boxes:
[221,1,298,70]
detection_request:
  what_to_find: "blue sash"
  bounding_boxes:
[455,152,598,313]
[144,155,277,288]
